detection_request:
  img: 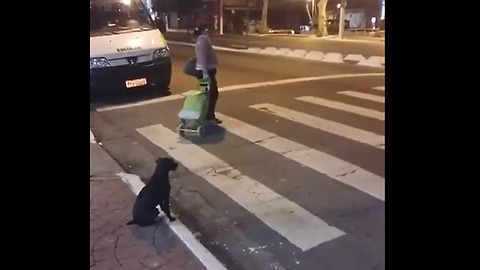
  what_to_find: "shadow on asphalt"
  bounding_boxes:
[178,122,227,146]
[90,88,173,111]
[130,216,178,253]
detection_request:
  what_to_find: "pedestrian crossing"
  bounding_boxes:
[250,103,385,150]
[295,96,385,121]
[338,90,385,103]
[135,84,385,253]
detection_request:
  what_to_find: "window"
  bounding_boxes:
[90,0,156,37]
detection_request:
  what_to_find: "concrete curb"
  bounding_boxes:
[167,40,385,69]
[89,129,227,270]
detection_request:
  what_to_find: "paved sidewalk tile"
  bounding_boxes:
[90,176,206,270]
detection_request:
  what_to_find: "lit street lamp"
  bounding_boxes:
[338,1,346,39]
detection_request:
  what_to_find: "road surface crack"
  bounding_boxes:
[182,188,218,210]
[257,107,276,114]
[252,135,277,144]
[281,148,310,155]
[335,169,358,178]
[247,184,262,197]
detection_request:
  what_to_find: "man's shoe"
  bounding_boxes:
[208,117,222,124]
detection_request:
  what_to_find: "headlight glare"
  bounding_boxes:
[90,57,111,69]
[153,47,169,59]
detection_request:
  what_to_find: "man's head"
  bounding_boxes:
[193,24,209,37]
[156,157,178,172]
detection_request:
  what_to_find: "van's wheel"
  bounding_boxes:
[154,81,170,93]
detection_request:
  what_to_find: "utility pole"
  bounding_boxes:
[219,0,224,34]
[338,0,346,39]
[311,0,315,18]
[245,0,250,47]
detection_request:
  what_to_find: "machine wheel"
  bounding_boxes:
[177,124,185,137]
[197,125,206,137]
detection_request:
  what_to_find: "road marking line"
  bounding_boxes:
[95,73,385,112]
[116,173,227,270]
[338,91,384,103]
[90,129,96,143]
[137,124,346,251]
[372,86,385,91]
[95,94,184,112]
[295,96,384,121]
[218,73,385,93]
[216,113,385,201]
[250,103,385,150]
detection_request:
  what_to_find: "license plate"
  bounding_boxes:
[125,78,147,88]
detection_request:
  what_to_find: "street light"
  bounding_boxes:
[338,1,346,39]
[219,0,224,34]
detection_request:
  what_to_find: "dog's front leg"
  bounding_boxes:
[160,199,176,222]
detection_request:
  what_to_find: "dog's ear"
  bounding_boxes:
[163,157,178,171]
[171,160,179,171]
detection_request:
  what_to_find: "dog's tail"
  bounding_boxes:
[126,220,135,225]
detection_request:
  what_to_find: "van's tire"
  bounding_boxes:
[155,81,170,92]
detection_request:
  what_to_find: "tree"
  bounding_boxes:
[316,0,328,37]
[176,0,202,32]
[152,0,174,13]
[259,0,269,34]
[177,0,202,16]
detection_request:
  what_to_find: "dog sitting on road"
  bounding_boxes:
[126,157,179,227]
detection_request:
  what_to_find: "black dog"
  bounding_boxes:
[126,157,179,227]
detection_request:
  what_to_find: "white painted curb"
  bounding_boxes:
[305,51,325,61]
[90,129,96,144]
[358,56,385,68]
[275,47,292,56]
[344,54,366,63]
[323,52,344,63]
[247,47,261,53]
[166,40,384,69]
[261,46,278,55]
[117,172,227,270]
[290,49,308,58]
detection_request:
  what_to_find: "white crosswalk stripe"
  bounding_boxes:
[137,124,346,251]
[338,91,385,103]
[372,86,385,91]
[295,96,385,121]
[216,113,385,201]
[134,87,384,252]
[250,103,385,149]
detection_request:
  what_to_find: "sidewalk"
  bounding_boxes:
[90,133,209,270]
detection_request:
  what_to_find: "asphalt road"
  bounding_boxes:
[90,44,385,270]
[164,32,385,57]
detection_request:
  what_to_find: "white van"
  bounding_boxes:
[90,0,171,98]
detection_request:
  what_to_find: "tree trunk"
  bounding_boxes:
[260,0,268,33]
[316,0,328,37]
